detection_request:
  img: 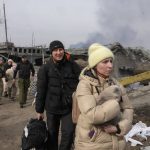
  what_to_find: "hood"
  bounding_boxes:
[79,67,100,86]
[80,66,115,87]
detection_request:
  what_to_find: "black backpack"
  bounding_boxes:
[21,118,48,150]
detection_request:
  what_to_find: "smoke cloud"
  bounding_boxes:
[70,0,150,49]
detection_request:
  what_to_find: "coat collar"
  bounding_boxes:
[80,66,114,87]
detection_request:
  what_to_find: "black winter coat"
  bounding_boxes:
[36,56,81,114]
[14,60,35,79]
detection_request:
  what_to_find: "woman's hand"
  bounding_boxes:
[103,125,118,134]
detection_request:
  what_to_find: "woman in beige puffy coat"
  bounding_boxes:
[74,43,133,150]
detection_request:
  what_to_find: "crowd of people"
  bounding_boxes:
[0,40,134,150]
[0,58,17,104]
[0,55,35,108]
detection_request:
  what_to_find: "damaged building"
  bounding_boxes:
[69,43,150,80]
[108,43,150,78]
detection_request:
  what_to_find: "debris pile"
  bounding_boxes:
[70,42,150,78]
[125,121,150,148]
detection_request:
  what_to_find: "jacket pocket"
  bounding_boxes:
[89,127,98,142]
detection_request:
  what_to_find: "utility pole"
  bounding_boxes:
[3,3,8,52]
[32,32,35,47]
[42,45,45,64]
[31,32,35,63]
[32,32,34,47]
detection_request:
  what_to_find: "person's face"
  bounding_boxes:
[95,57,113,78]
[52,48,64,62]
[22,58,27,62]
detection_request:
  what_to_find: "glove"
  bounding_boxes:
[97,85,121,105]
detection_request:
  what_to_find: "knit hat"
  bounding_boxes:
[49,40,64,54]
[8,59,13,63]
[88,43,114,68]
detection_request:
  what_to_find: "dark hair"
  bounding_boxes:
[22,55,27,58]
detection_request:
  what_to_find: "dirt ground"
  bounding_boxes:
[0,88,150,150]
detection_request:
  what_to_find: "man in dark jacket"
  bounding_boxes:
[36,40,81,150]
[13,55,35,108]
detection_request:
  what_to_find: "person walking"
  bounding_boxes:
[3,59,15,97]
[13,55,35,108]
[35,40,81,150]
[74,43,133,150]
[5,63,17,100]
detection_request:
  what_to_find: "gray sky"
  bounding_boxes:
[0,0,150,49]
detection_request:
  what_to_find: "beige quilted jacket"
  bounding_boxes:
[5,68,14,88]
[74,67,133,150]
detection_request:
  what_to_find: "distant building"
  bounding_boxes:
[0,42,49,65]
[0,42,14,49]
